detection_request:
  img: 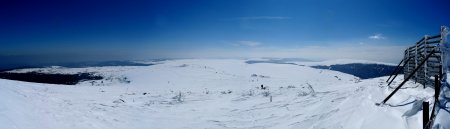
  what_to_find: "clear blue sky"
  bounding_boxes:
[1,0,449,62]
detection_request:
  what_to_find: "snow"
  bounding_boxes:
[0,59,444,129]
[432,74,450,128]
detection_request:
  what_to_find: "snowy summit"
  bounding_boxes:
[0,59,439,129]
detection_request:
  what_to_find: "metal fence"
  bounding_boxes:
[381,26,449,129]
[403,26,449,87]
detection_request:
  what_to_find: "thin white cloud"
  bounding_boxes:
[232,41,262,47]
[235,16,292,20]
[369,33,386,40]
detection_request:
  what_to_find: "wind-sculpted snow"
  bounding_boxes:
[0,59,442,129]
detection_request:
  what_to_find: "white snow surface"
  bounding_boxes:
[0,59,441,129]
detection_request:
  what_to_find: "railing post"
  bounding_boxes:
[440,26,448,81]
[415,39,419,84]
[388,57,412,86]
[439,65,443,80]
[423,36,428,87]
[435,75,440,102]
[406,48,411,79]
[386,59,405,83]
[423,101,430,129]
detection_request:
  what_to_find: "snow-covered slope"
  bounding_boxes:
[0,59,440,129]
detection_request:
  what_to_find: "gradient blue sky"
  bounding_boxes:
[1,0,449,62]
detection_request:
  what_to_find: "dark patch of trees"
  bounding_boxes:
[311,63,400,79]
[0,72,103,85]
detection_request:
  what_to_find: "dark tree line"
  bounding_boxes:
[0,72,103,85]
[311,63,399,79]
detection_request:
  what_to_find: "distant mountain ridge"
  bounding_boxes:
[311,63,399,79]
[245,58,398,79]
[0,61,154,72]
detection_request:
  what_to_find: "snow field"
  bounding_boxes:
[0,59,437,129]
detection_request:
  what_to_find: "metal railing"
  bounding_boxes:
[403,33,443,87]
[379,26,450,129]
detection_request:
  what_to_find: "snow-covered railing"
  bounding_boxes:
[403,26,449,87]
[380,26,449,129]
[379,49,438,106]
[386,57,412,86]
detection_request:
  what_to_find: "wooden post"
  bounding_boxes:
[424,36,428,87]
[403,48,411,78]
[423,101,430,129]
[435,75,440,102]
[439,65,443,80]
[415,40,418,84]
[387,59,405,82]
[388,57,412,86]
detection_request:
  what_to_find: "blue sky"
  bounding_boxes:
[1,0,449,62]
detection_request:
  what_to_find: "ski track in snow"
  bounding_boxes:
[0,59,439,129]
